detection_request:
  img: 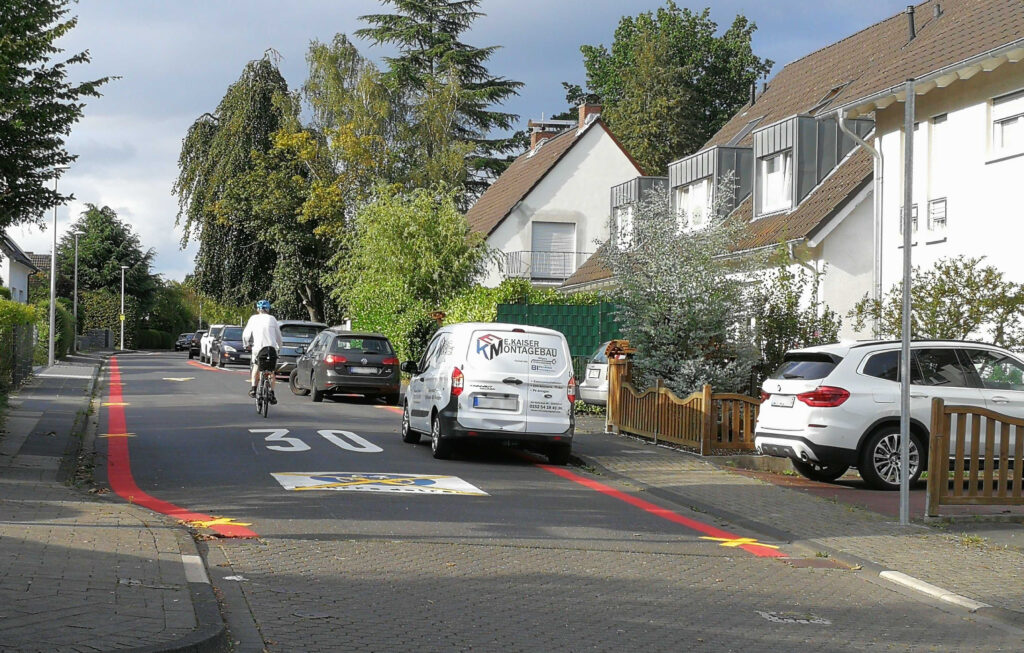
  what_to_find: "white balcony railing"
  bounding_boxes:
[503,251,594,283]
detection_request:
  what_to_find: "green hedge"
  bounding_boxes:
[0,298,35,329]
[137,329,175,349]
[33,299,75,364]
[0,287,11,300]
[81,289,139,349]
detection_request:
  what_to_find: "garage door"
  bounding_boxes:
[531,222,576,280]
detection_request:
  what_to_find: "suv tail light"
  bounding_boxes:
[451,367,464,396]
[568,377,577,404]
[797,386,850,407]
[325,354,347,366]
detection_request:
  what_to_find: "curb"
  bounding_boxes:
[570,448,1024,631]
[56,356,103,484]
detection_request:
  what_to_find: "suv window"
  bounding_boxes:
[913,348,978,387]
[863,350,900,381]
[962,348,1024,391]
[770,353,839,380]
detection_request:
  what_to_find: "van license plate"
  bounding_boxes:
[350,366,378,374]
[771,395,795,408]
[474,396,517,410]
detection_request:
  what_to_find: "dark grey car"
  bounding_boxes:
[289,329,400,404]
[276,320,328,377]
[210,325,249,367]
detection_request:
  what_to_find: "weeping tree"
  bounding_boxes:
[172,53,287,306]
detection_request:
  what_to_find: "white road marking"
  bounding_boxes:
[271,472,488,496]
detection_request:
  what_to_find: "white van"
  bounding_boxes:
[400,323,576,464]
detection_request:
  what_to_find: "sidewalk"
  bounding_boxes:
[0,352,226,653]
[572,414,1024,626]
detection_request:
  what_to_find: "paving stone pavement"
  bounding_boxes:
[571,416,1024,621]
[0,353,221,653]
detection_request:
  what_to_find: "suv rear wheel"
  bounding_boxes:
[791,459,848,483]
[858,427,925,491]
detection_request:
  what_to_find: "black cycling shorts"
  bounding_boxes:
[255,346,278,372]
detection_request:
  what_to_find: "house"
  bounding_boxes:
[563,0,1024,340]
[0,232,39,303]
[466,104,644,287]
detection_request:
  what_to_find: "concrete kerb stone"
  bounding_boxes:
[569,443,1024,632]
[55,353,103,484]
[73,352,230,653]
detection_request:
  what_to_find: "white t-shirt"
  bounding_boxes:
[243,313,283,353]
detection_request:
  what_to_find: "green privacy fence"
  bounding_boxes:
[496,302,622,375]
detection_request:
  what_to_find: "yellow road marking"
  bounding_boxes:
[700,536,780,550]
[99,433,136,438]
[102,402,130,407]
[287,474,484,495]
[187,517,253,529]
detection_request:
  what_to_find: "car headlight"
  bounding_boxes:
[223,345,237,353]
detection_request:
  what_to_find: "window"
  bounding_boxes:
[912,348,978,388]
[928,198,947,231]
[331,337,393,355]
[613,205,633,250]
[899,204,918,234]
[770,353,839,381]
[531,221,576,279]
[862,351,901,382]
[962,349,1024,391]
[992,89,1024,157]
[758,150,792,214]
[675,178,712,229]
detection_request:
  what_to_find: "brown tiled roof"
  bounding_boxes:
[709,0,1024,149]
[561,242,612,289]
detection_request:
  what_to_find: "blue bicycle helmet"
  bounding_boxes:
[256,299,271,311]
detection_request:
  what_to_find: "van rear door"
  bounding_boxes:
[460,329,532,433]
[522,331,572,434]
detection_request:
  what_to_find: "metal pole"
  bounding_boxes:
[120,265,127,351]
[47,176,58,367]
[72,233,79,354]
[899,80,915,526]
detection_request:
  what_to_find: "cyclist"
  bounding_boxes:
[243,299,283,403]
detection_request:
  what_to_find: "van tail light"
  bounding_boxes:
[325,354,347,366]
[568,376,577,404]
[760,391,770,403]
[382,357,399,366]
[797,386,850,407]
[451,367,464,396]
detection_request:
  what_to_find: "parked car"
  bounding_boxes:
[289,329,400,405]
[174,332,192,351]
[210,325,249,367]
[199,325,224,364]
[755,340,1024,490]
[399,322,575,464]
[276,320,328,377]
[187,330,206,359]
[578,341,611,406]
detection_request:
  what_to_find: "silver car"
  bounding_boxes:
[578,342,610,406]
[276,320,328,376]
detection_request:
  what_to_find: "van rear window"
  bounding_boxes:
[770,354,840,380]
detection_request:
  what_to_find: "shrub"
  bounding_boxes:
[81,289,139,349]
[137,329,175,350]
[33,299,75,363]
[0,287,11,300]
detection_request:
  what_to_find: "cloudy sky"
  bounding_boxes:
[9,0,910,282]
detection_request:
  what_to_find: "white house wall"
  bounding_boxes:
[817,192,875,339]
[0,256,32,303]
[874,61,1024,299]
[481,125,640,287]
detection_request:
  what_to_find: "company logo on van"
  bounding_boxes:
[476,334,503,360]
[475,333,559,360]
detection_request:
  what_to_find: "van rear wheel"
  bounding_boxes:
[430,415,452,459]
[791,459,848,483]
[402,402,420,444]
[547,444,571,466]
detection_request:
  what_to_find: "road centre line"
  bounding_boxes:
[104,356,257,538]
[537,463,787,558]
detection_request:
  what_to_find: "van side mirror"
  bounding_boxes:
[401,361,418,375]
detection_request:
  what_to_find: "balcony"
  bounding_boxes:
[503,250,594,284]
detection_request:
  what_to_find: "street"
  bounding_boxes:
[94,353,1024,652]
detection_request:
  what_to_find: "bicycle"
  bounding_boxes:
[255,368,273,418]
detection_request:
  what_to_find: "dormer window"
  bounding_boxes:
[675,178,712,230]
[759,150,793,214]
[613,204,634,250]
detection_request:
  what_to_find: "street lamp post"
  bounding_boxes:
[47,168,68,367]
[72,232,81,355]
[120,265,128,351]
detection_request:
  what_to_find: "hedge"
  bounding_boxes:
[0,298,35,329]
[33,299,75,364]
[137,329,175,350]
[81,289,139,349]
[0,287,11,300]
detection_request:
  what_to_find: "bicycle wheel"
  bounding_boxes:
[255,380,264,415]
[260,374,270,418]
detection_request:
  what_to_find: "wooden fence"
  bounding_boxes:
[606,359,759,455]
[926,398,1024,517]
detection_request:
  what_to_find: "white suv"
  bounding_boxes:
[755,340,1024,490]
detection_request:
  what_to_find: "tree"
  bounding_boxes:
[336,183,492,360]
[54,204,159,315]
[849,256,1024,347]
[0,0,109,229]
[601,194,757,396]
[173,54,287,304]
[357,0,523,191]
[578,2,771,173]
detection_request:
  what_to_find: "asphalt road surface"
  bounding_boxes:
[97,353,1024,652]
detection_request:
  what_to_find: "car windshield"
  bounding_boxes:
[770,354,840,380]
[281,325,322,340]
[222,327,243,340]
[590,343,610,364]
[332,337,392,355]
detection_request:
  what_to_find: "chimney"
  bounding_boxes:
[906,5,916,41]
[578,103,602,130]
[933,2,942,19]
[530,129,558,149]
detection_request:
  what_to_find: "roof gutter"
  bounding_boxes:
[838,38,1024,118]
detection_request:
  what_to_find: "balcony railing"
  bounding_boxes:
[503,250,594,283]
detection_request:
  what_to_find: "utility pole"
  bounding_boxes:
[120,265,128,351]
